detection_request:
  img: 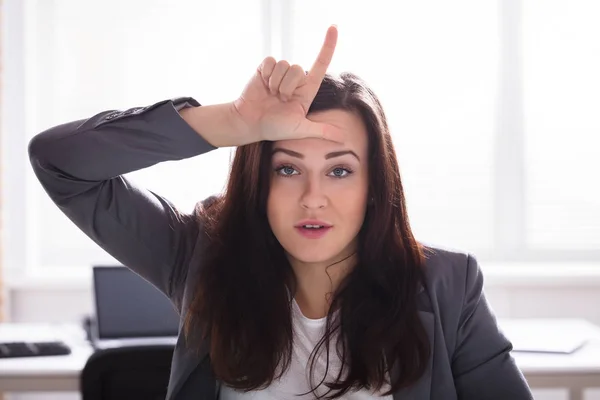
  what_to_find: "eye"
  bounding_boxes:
[328,167,353,178]
[275,165,299,177]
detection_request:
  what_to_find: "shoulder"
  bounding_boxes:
[418,242,485,322]
[420,243,481,295]
[193,194,223,215]
[188,193,226,254]
[190,194,224,229]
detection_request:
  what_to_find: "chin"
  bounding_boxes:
[291,253,334,264]
[285,244,342,265]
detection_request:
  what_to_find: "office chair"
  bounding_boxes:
[80,344,175,400]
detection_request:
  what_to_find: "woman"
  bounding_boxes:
[28,26,533,399]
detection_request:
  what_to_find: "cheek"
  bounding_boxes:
[333,177,369,210]
[335,189,368,225]
[267,182,294,228]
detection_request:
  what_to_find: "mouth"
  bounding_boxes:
[294,224,333,239]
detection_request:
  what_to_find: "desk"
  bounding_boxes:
[502,319,600,400]
[0,323,92,392]
[1,319,600,397]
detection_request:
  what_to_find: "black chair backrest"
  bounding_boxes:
[80,345,175,400]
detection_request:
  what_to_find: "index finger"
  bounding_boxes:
[306,25,338,85]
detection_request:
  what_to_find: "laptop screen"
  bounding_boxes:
[93,266,180,339]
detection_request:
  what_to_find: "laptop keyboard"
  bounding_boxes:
[0,341,71,358]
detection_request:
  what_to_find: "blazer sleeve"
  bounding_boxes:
[452,254,534,399]
[28,97,217,308]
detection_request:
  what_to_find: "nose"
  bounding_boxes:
[300,178,327,210]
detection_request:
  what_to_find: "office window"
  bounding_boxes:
[523,0,600,250]
[3,0,600,276]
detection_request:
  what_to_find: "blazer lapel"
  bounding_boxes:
[392,310,434,399]
[166,325,210,399]
[392,285,435,400]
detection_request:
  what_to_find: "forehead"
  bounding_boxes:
[273,109,368,157]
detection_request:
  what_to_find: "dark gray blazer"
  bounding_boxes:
[28,97,534,400]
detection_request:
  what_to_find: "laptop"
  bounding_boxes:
[91,265,180,349]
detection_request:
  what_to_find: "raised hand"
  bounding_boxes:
[232,25,344,144]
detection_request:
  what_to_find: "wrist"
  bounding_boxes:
[225,101,252,146]
[180,103,245,148]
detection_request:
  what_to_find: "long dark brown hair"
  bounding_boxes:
[183,72,431,398]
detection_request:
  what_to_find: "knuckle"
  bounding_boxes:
[276,60,290,69]
[290,64,304,74]
[262,56,276,67]
[260,57,276,73]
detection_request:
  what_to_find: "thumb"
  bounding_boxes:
[295,118,345,143]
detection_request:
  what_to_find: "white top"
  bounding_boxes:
[220,298,394,399]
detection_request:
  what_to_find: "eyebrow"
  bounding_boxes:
[272,148,360,162]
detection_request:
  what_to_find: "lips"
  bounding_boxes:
[295,226,332,239]
[294,220,333,239]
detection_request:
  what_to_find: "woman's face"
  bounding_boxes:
[267,109,369,265]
